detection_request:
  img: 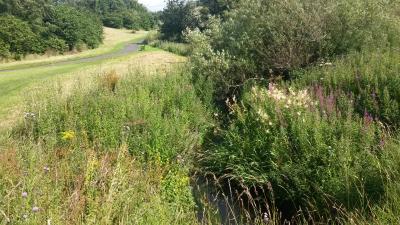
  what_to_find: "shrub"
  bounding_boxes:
[44,36,68,53]
[188,0,400,108]
[45,5,103,50]
[0,15,42,59]
[0,38,10,58]
[102,13,124,29]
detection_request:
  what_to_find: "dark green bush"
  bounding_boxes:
[0,38,10,58]
[103,13,124,29]
[54,0,156,30]
[0,15,42,59]
[44,36,68,53]
[45,5,103,50]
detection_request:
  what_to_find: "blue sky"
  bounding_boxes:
[138,0,166,12]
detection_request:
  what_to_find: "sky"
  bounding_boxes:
[138,0,166,12]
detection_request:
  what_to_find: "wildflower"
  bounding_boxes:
[22,192,28,198]
[43,166,50,173]
[122,125,131,133]
[24,112,36,120]
[297,112,301,116]
[32,206,40,213]
[61,130,75,141]
[363,111,374,127]
[262,212,270,224]
[379,139,385,148]
[23,214,28,220]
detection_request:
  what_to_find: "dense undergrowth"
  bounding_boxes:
[185,0,400,223]
[0,68,213,224]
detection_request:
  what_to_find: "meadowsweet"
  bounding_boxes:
[61,130,75,141]
[24,112,36,120]
[43,166,50,173]
[252,84,313,109]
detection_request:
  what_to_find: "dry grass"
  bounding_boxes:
[101,70,120,93]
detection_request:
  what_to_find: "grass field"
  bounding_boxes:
[0,28,146,70]
[0,28,186,127]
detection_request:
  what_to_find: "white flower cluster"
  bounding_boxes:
[24,112,36,120]
[252,84,313,109]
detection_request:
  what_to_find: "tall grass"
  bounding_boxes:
[192,49,400,223]
[293,51,400,128]
[144,31,191,56]
[0,67,212,224]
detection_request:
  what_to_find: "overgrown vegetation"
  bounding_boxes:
[0,68,211,224]
[2,0,400,224]
[186,0,400,223]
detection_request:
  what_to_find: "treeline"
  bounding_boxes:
[56,0,156,30]
[0,0,156,60]
[0,0,103,59]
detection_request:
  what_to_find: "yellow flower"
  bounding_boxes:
[61,130,75,141]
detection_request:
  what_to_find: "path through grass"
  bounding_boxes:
[0,29,149,120]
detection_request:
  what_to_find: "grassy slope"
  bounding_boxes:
[0,29,150,120]
[0,40,204,224]
[0,28,146,70]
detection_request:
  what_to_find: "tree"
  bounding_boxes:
[161,0,207,41]
[0,15,42,59]
[45,5,103,50]
[199,0,237,16]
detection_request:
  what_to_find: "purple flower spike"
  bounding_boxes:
[363,111,374,127]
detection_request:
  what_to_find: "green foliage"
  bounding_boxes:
[0,15,42,59]
[102,12,124,29]
[199,0,238,16]
[0,0,104,59]
[150,40,191,56]
[161,0,208,41]
[2,68,210,224]
[294,51,400,128]
[17,68,209,163]
[198,84,400,219]
[45,5,103,50]
[57,0,157,30]
[188,0,400,107]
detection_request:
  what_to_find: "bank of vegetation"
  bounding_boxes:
[1,0,400,224]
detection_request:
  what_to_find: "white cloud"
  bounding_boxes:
[138,0,166,12]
